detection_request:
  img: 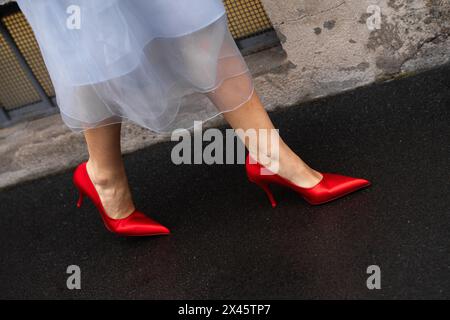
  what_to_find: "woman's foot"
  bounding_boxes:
[254,151,323,189]
[246,154,370,207]
[85,160,135,219]
[278,155,323,188]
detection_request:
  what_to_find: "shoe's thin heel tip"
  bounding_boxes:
[76,192,83,208]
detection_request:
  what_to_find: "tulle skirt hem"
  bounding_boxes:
[60,75,255,134]
[55,14,254,133]
[18,1,254,133]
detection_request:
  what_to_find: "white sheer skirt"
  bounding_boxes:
[17,0,254,133]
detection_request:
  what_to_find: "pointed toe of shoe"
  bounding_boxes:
[325,173,371,190]
[113,211,171,237]
[133,217,171,236]
[153,224,171,235]
[359,178,371,188]
[136,220,171,236]
[350,177,371,190]
[303,173,371,205]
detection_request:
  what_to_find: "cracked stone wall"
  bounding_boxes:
[260,0,450,106]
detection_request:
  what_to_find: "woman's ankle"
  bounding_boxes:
[85,159,135,219]
[86,159,126,186]
[278,154,323,188]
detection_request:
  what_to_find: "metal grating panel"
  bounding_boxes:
[224,0,273,39]
[2,12,55,97]
[0,27,40,110]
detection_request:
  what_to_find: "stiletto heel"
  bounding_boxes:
[73,162,170,237]
[246,154,371,207]
[254,181,277,208]
[76,190,84,208]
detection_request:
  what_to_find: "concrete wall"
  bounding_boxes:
[259,0,450,107]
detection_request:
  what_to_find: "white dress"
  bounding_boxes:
[17,0,254,132]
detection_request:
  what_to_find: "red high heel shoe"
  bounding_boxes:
[246,154,371,207]
[73,162,170,237]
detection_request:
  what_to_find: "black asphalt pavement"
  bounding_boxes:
[0,65,449,299]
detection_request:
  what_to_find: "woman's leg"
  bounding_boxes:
[83,123,135,219]
[222,90,323,188]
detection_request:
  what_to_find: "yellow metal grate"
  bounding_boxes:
[224,0,273,39]
[2,12,55,97]
[0,28,40,110]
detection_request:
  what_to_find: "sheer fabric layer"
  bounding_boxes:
[17,0,254,132]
